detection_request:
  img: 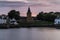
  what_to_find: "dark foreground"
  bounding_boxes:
[0,24,60,29]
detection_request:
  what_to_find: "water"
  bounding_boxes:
[0,28,60,40]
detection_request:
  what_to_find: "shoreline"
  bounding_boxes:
[0,24,60,29]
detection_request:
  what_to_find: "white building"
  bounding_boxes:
[0,15,7,24]
[0,15,18,25]
[0,19,6,24]
[9,18,18,25]
[54,17,60,24]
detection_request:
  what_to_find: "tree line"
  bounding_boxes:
[36,11,59,22]
[8,10,60,22]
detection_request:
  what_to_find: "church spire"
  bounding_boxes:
[27,7,33,22]
[27,7,31,14]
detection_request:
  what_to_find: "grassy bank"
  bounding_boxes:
[0,20,59,29]
[19,20,53,26]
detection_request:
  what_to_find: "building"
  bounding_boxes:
[0,15,18,25]
[0,18,6,24]
[54,16,60,24]
[9,18,18,25]
[0,15,7,24]
[20,7,33,22]
[27,7,33,22]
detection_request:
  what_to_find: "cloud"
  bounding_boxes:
[25,0,53,6]
[0,0,60,5]
[0,1,27,7]
[27,0,60,5]
[0,0,52,7]
[7,0,28,3]
[47,0,60,4]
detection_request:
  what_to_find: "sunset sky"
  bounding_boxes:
[0,0,60,16]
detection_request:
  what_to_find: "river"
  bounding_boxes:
[0,28,60,40]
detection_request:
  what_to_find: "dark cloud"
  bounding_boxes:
[0,1,27,7]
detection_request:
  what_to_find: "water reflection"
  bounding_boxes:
[0,28,60,40]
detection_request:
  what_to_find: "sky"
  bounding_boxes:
[1,0,60,5]
[0,0,60,16]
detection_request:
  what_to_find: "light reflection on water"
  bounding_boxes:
[0,28,60,40]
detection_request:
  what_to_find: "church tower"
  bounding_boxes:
[27,7,33,22]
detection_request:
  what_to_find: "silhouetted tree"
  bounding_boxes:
[8,10,16,19]
[15,11,20,20]
[36,12,44,20]
[36,11,57,22]
[8,10,20,20]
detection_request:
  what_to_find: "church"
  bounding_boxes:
[20,7,33,22]
[27,7,33,22]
